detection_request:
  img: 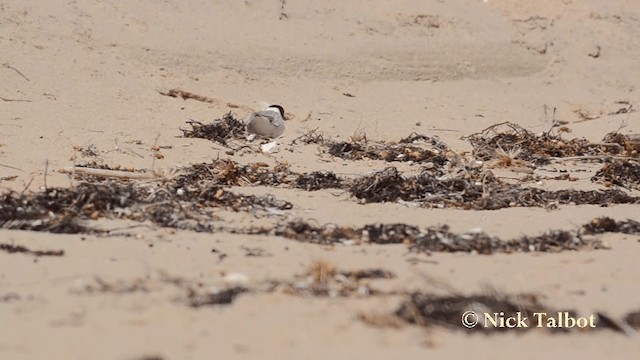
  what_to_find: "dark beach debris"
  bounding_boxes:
[341,268,396,281]
[0,293,21,302]
[591,159,640,190]
[177,186,292,212]
[4,171,624,251]
[601,132,640,156]
[69,161,151,182]
[75,144,100,157]
[180,113,246,146]
[464,122,588,165]
[0,184,117,233]
[392,292,638,334]
[272,220,362,245]
[289,129,451,165]
[3,156,639,236]
[349,167,640,209]
[596,312,638,336]
[187,286,249,307]
[624,311,640,330]
[463,122,638,165]
[408,226,601,255]
[294,171,344,191]
[70,277,152,295]
[241,245,272,257]
[395,292,558,332]
[289,128,325,145]
[325,139,449,165]
[0,175,292,234]
[275,261,397,298]
[159,88,219,103]
[264,219,609,254]
[582,217,640,235]
[178,262,397,308]
[172,159,291,187]
[399,133,451,151]
[364,223,422,244]
[349,166,487,206]
[0,243,64,257]
[72,159,640,211]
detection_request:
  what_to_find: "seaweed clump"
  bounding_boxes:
[582,217,640,235]
[266,219,607,255]
[181,113,246,146]
[395,292,556,332]
[295,171,343,191]
[591,159,640,190]
[326,140,448,165]
[465,122,590,165]
[348,167,640,209]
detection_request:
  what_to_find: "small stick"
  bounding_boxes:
[289,127,320,144]
[552,155,639,162]
[0,243,64,257]
[158,89,255,113]
[0,96,31,102]
[2,63,30,81]
[150,133,160,173]
[158,88,219,103]
[0,163,25,172]
[19,177,34,197]
[59,167,163,180]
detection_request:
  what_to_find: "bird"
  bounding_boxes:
[246,104,286,138]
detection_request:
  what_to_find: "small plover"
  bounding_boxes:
[246,104,286,138]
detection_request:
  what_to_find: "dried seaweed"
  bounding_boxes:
[187,286,248,307]
[582,217,640,235]
[265,219,606,254]
[70,277,152,295]
[348,167,639,209]
[326,140,449,165]
[364,223,422,244]
[601,132,640,157]
[4,154,639,237]
[0,243,64,257]
[289,128,325,145]
[172,159,290,187]
[180,113,246,146]
[464,122,602,165]
[276,261,396,298]
[625,311,640,329]
[395,292,569,333]
[295,171,343,191]
[178,186,292,212]
[273,220,361,245]
[410,226,605,254]
[396,292,545,332]
[341,269,396,280]
[0,179,291,234]
[394,292,640,334]
[591,159,640,190]
[399,133,451,151]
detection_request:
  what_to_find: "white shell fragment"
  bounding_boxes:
[261,141,279,153]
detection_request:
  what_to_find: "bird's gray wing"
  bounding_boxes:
[253,111,283,126]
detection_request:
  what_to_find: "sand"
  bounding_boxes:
[1,0,639,359]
